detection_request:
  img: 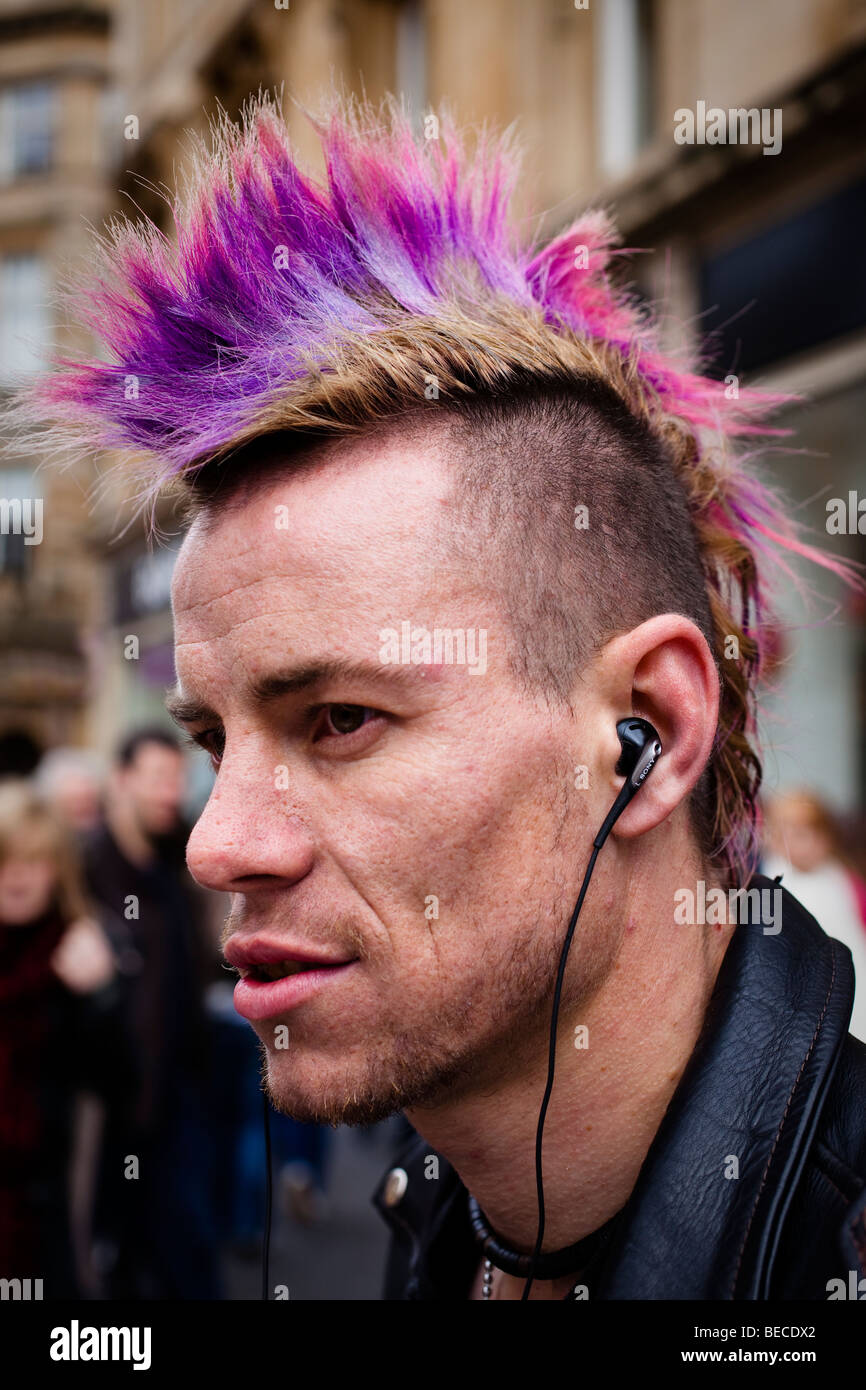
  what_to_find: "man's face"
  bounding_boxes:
[54,772,102,832]
[120,742,186,838]
[171,430,618,1125]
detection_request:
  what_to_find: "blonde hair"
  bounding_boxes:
[0,779,88,922]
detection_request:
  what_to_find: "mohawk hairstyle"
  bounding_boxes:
[13,90,862,886]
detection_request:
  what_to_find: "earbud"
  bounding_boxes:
[592,718,662,849]
[615,717,663,783]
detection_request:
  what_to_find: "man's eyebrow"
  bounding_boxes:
[165,656,436,726]
[249,657,435,702]
[164,687,220,727]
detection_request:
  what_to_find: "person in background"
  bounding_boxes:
[83,726,222,1299]
[0,780,125,1298]
[763,788,866,1042]
[35,747,106,841]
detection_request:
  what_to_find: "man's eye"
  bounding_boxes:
[318,704,377,738]
[182,708,379,763]
[184,729,224,765]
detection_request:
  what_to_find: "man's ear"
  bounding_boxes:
[594,614,720,841]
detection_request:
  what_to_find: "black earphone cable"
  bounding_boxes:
[521,841,602,1300]
[262,1086,272,1301]
[521,723,661,1300]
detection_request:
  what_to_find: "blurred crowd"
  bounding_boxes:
[762,789,866,1042]
[0,727,864,1300]
[0,728,332,1300]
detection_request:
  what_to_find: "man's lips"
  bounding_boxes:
[224,935,360,1022]
[224,935,358,974]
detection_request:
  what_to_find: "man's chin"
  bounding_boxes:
[259,1039,483,1128]
[266,1083,404,1128]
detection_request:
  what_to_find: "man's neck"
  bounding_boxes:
[405,842,735,1265]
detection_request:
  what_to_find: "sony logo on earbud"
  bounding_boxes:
[634,743,662,785]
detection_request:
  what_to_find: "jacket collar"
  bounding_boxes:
[596,876,854,1298]
[372,875,855,1299]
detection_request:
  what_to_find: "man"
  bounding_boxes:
[35,746,105,840]
[83,728,220,1298]
[24,94,866,1300]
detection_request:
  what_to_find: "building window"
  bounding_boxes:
[595,0,655,179]
[0,254,51,381]
[0,82,56,181]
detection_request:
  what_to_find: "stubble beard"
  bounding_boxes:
[257,886,618,1128]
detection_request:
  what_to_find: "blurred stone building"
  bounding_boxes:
[0,0,112,768]
[1,0,864,813]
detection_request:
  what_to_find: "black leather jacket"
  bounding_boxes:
[372,877,866,1299]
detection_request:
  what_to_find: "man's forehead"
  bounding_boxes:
[167,441,504,711]
[172,429,458,616]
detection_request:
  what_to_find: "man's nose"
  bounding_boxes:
[185,755,315,893]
